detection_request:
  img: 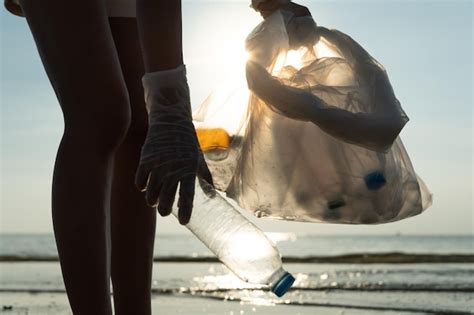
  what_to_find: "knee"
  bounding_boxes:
[117,88,148,148]
[63,93,132,155]
[125,104,148,147]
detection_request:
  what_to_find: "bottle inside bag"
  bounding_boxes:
[191,9,432,225]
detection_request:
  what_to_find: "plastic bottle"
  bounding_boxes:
[172,181,295,297]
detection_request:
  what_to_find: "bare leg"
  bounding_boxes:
[136,0,183,72]
[19,0,131,313]
[108,18,156,315]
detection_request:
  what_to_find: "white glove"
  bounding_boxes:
[135,65,214,224]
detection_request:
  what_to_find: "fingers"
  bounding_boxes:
[177,174,196,225]
[197,155,216,198]
[246,61,280,102]
[138,158,200,225]
[246,60,273,91]
[198,177,216,198]
[135,164,150,192]
[145,172,164,207]
[257,1,280,12]
[197,154,214,186]
[257,1,311,17]
[255,0,281,18]
[245,60,259,90]
[157,178,179,217]
[284,2,311,17]
[137,153,200,223]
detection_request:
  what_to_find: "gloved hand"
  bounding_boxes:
[252,1,317,49]
[135,65,214,225]
[252,0,311,19]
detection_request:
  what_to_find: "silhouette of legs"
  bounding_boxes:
[20,0,130,313]
[108,17,157,315]
[21,0,186,313]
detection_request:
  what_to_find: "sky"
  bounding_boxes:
[1,0,472,235]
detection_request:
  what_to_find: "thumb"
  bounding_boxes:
[246,61,278,102]
[135,164,150,192]
[245,61,259,91]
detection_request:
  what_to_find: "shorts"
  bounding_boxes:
[4,0,136,17]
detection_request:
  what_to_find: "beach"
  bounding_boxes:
[1,0,473,313]
[1,262,473,315]
[1,234,473,314]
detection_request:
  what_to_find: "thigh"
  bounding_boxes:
[108,17,148,135]
[19,0,130,127]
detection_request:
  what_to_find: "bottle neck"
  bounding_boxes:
[268,266,286,286]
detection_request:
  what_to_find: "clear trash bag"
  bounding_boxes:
[193,10,432,224]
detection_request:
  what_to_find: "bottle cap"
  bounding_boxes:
[271,271,295,297]
[364,171,387,190]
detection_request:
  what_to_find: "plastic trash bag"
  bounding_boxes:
[193,9,432,224]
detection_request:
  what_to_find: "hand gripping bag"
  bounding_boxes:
[193,10,432,224]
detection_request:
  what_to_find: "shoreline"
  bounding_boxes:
[1,253,473,264]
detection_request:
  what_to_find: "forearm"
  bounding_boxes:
[310,97,407,152]
[136,0,183,72]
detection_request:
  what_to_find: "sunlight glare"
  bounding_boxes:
[264,232,297,244]
[226,231,275,262]
[272,47,308,74]
[314,38,342,59]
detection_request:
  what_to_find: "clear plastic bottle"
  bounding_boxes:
[172,181,295,297]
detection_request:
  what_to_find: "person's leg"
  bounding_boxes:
[19,0,130,313]
[108,17,156,315]
[136,0,183,72]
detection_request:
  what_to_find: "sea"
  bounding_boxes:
[0,234,473,314]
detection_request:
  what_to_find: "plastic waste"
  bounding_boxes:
[172,181,295,297]
[193,9,432,224]
[141,66,295,296]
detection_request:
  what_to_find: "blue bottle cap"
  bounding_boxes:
[364,171,387,190]
[271,271,295,297]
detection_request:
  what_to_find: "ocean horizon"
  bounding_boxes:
[0,233,473,262]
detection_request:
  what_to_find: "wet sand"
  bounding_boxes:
[1,262,472,315]
[4,291,470,315]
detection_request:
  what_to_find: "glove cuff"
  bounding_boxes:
[142,65,190,115]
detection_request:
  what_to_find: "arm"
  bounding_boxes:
[246,60,408,153]
[135,0,214,225]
